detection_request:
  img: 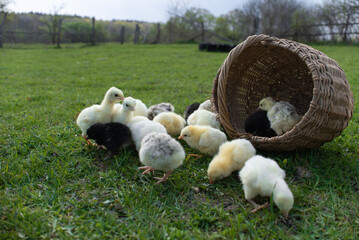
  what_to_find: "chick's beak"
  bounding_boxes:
[283,211,289,219]
[131,107,136,111]
[209,179,213,184]
[178,136,183,140]
[119,96,125,101]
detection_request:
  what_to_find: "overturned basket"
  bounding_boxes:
[212,34,354,151]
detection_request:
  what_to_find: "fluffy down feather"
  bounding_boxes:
[183,102,200,122]
[239,155,294,218]
[147,103,175,120]
[76,87,124,138]
[187,109,220,129]
[86,122,132,154]
[112,97,136,124]
[244,110,277,137]
[134,99,148,117]
[259,97,302,135]
[153,112,186,136]
[207,139,256,183]
[198,100,213,112]
[128,116,167,151]
[178,125,227,156]
[139,132,185,184]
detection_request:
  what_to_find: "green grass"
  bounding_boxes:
[0,43,358,239]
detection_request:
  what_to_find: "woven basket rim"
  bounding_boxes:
[211,34,354,151]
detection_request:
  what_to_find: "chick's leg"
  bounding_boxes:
[187,154,203,160]
[138,166,155,175]
[83,136,94,146]
[247,199,269,213]
[154,170,173,185]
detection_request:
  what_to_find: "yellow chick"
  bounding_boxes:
[207,139,256,183]
[239,155,294,219]
[153,112,186,136]
[76,87,124,144]
[178,126,227,156]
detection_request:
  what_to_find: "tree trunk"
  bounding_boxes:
[201,21,205,43]
[91,17,96,45]
[57,18,62,48]
[0,12,7,48]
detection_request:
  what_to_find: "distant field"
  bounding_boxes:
[0,43,358,239]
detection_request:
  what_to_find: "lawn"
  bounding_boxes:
[0,43,358,239]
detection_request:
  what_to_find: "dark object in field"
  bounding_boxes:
[218,44,234,52]
[244,110,277,138]
[184,102,200,122]
[199,43,235,52]
[86,122,132,154]
[207,43,218,52]
[198,43,209,51]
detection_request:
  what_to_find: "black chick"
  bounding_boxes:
[86,122,132,154]
[244,110,277,137]
[183,102,200,122]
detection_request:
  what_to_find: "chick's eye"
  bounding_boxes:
[115,94,118,97]
[184,134,188,137]
[126,104,129,107]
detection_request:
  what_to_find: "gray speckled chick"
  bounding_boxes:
[147,103,175,120]
[139,132,185,184]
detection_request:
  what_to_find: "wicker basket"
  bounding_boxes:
[212,34,354,151]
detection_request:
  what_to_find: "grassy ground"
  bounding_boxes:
[0,43,358,239]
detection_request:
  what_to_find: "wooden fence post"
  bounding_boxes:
[91,17,95,45]
[56,18,62,48]
[120,26,125,44]
[155,23,160,44]
[0,12,7,48]
[133,24,140,44]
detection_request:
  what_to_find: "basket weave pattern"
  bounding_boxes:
[212,34,354,151]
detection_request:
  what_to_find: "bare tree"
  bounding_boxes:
[39,5,64,44]
[319,0,359,42]
[0,0,12,47]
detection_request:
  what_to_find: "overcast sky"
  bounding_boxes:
[9,0,324,23]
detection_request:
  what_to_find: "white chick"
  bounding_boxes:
[259,97,302,135]
[139,132,185,184]
[112,97,136,124]
[187,109,220,129]
[134,99,148,118]
[153,112,186,136]
[147,103,175,120]
[76,87,124,143]
[239,155,294,219]
[198,100,213,112]
[178,125,227,157]
[207,139,256,184]
[128,116,167,151]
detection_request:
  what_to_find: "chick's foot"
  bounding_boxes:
[154,170,173,185]
[248,199,269,213]
[138,166,155,175]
